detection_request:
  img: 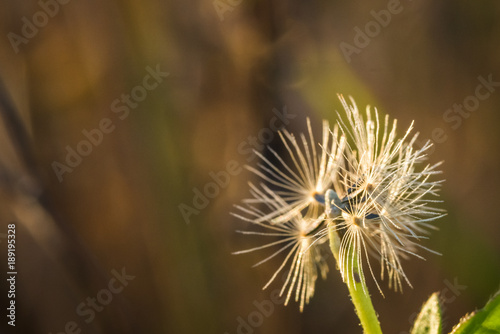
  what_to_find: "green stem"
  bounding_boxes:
[328,227,383,334]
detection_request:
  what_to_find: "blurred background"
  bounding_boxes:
[0,0,499,333]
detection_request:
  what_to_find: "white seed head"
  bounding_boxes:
[243,118,344,224]
[333,95,445,293]
[232,193,329,312]
[233,96,445,310]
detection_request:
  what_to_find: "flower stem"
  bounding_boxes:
[328,227,383,334]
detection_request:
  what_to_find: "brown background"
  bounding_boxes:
[0,0,499,333]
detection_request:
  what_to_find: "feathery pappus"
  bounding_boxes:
[233,96,445,310]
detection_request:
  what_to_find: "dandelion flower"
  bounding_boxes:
[232,188,329,311]
[328,95,445,293]
[243,118,345,225]
[233,96,445,314]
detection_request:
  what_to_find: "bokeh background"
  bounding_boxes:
[0,0,499,333]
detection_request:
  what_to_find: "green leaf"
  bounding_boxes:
[411,292,442,334]
[451,290,500,334]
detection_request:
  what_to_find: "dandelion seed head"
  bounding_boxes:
[234,95,445,309]
[233,190,330,311]
[333,94,444,293]
[243,118,344,225]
